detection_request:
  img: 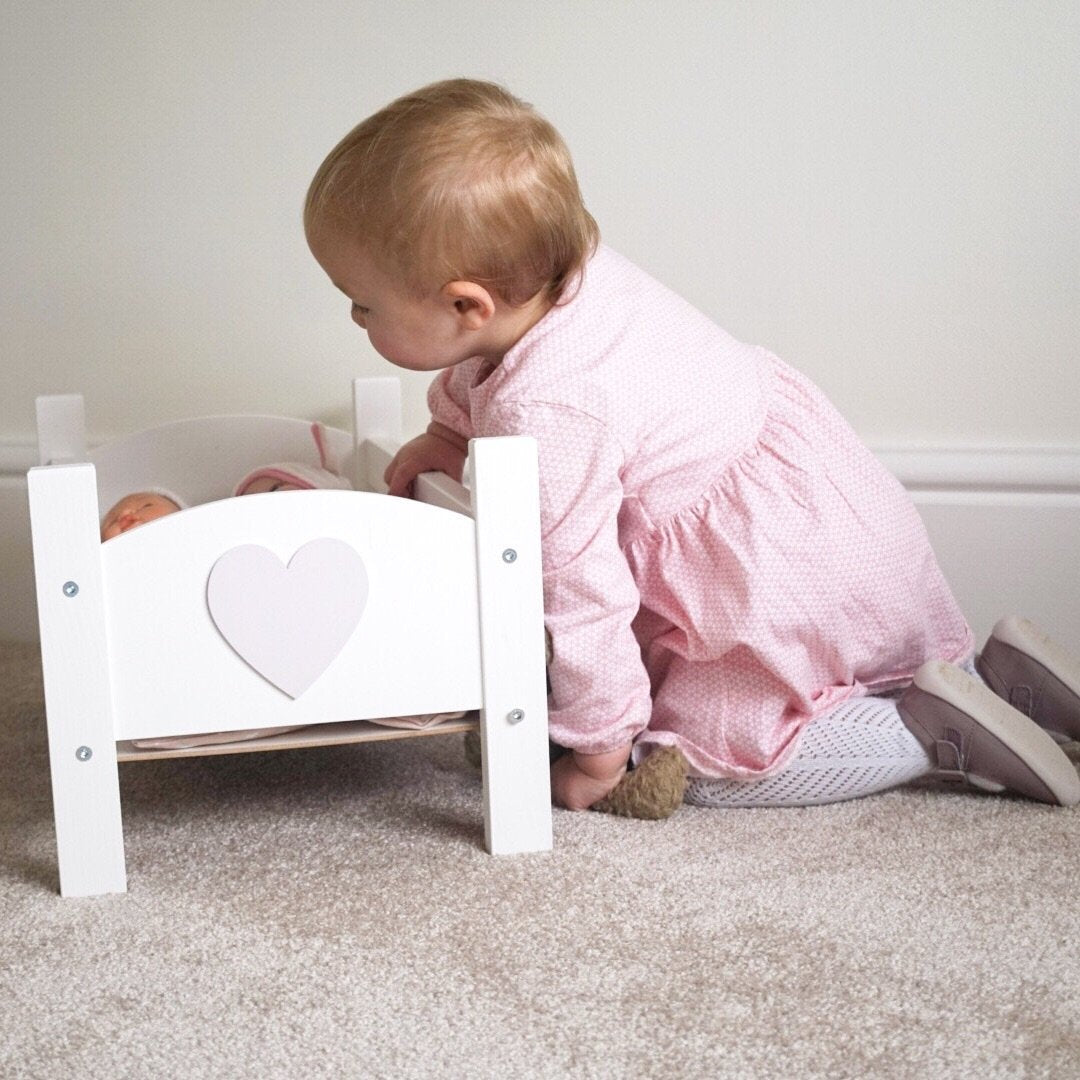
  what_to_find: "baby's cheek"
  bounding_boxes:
[366,329,402,366]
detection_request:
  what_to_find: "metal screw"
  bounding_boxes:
[502,548,517,563]
[62,581,79,598]
[75,746,93,762]
[507,709,525,724]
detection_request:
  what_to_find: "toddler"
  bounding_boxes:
[304,79,1080,816]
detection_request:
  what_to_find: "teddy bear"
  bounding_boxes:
[464,731,686,819]
[464,628,688,819]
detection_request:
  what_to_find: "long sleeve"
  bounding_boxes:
[426,367,476,441]
[485,400,653,753]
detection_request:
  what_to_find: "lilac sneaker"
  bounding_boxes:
[976,616,1080,744]
[898,660,1080,806]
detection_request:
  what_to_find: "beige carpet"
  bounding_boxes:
[3,638,1079,1079]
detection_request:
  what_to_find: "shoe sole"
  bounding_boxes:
[904,660,1080,806]
[979,616,1080,741]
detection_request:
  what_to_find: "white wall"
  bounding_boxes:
[2,2,1078,643]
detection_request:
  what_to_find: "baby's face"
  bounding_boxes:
[308,230,468,373]
[101,492,180,540]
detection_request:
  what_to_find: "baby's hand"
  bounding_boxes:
[383,422,468,497]
[551,744,632,811]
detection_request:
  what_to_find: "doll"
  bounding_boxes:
[100,489,186,540]
[101,423,352,540]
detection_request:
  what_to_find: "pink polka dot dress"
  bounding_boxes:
[430,246,973,779]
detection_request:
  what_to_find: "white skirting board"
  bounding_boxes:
[2,449,1078,648]
[908,492,1079,647]
[877,447,1080,647]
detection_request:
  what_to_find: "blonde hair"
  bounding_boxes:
[304,79,599,305]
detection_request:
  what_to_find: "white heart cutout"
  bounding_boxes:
[206,539,368,698]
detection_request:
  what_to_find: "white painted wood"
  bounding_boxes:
[352,377,402,493]
[414,471,473,517]
[35,394,86,465]
[361,435,473,515]
[352,375,471,513]
[352,377,402,443]
[25,380,558,895]
[414,471,472,517]
[909,490,1080,510]
[27,462,127,897]
[878,448,1080,491]
[360,435,396,494]
[911,493,1080,647]
[470,436,553,855]
[100,490,483,739]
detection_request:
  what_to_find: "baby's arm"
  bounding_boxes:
[486,401,653,808]
[384,368,475,497]
[551,743,632,811]
[383,421,468,496]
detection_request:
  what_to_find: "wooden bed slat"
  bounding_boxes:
[116,714,478,761]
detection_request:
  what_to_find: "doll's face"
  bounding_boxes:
[101,492,180,540]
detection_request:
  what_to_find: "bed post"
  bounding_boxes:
[35,392,87,466]
[352,377,402,492]
[470,436,553,855]
[27,459,127,897]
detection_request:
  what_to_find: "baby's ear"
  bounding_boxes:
[442,280,496,329]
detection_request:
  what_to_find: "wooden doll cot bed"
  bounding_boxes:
[28,378,552,898]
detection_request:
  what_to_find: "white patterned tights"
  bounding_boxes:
[683,694,932,809]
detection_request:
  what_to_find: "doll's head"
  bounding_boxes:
[303,78,599,308]
[101,491,183,540]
